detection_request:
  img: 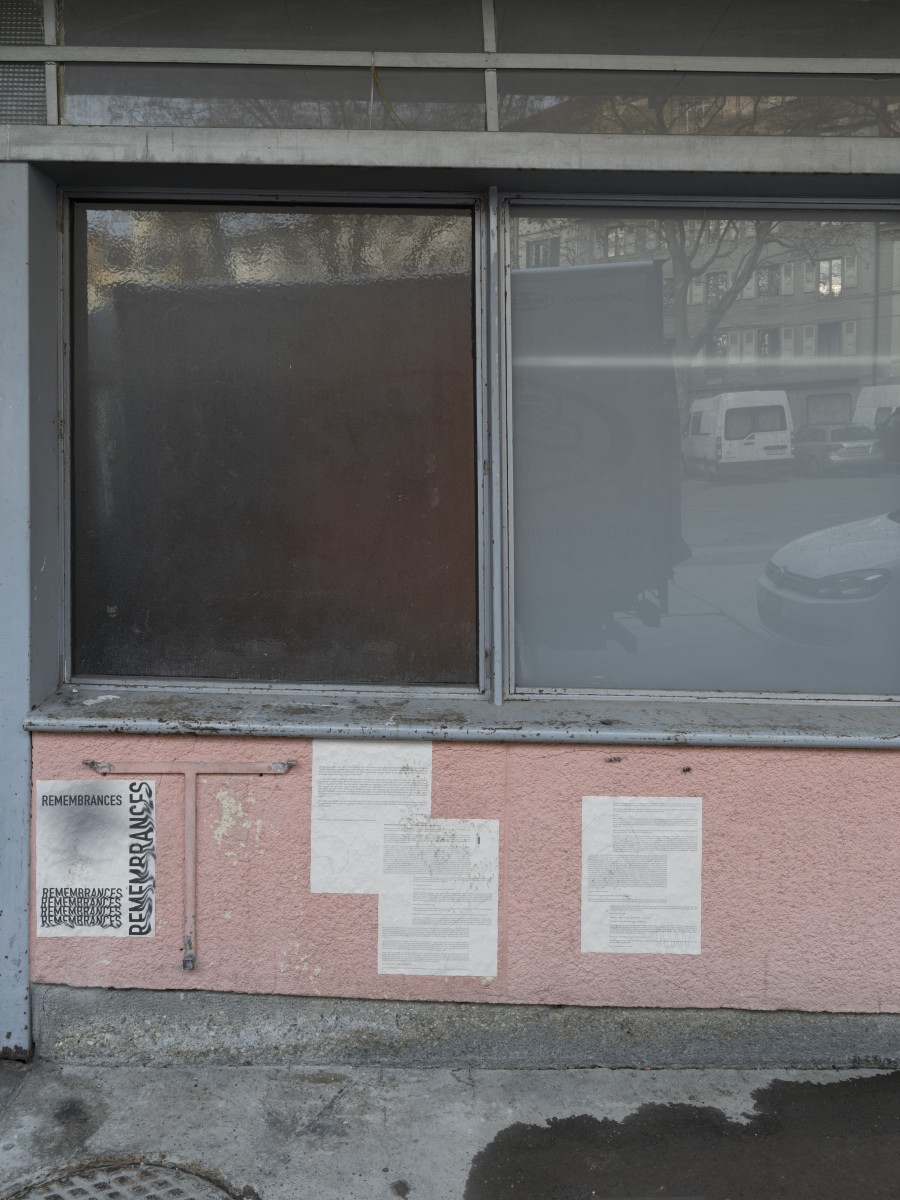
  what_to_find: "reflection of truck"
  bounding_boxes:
[682,390,794,480]
[853,385,900,430]
[510,260,689,662]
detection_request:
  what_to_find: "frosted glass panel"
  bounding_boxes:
[63,65,486,130]
[73,205,478,685]
[511,209,900,694]
[61,0,483,50]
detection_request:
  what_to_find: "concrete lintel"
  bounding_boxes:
[4,125,900,177]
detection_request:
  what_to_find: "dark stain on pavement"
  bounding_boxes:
[390,1181,411,1197]
[36,1093,108,1159]
[464,1071,900,1200]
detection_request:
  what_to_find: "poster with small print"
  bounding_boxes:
[310,740,432,894]
[377,817,499,976]
[35,780,156,937]
[582,795,701,954]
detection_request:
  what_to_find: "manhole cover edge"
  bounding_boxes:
[0,1157,261,1200]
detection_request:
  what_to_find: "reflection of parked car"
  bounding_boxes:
[879,409,900,470]
[793,424,884,475]
[757,510,900,647]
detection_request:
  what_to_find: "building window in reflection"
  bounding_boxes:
[525,236,560,268]
[706,270,730,308]
[819,320,842,356]
[819,257,843,297]
[756,265,782,297]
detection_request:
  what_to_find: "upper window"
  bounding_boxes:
[71,204,478,686]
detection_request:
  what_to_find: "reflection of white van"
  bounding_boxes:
[683,390,793,479]
[853,385,900,431]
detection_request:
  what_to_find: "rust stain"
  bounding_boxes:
[0,1043,29,1062]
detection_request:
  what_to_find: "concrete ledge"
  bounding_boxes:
[32,986,900,1069]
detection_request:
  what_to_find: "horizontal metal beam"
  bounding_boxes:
[4,125,900,177]
[2,45,900,75]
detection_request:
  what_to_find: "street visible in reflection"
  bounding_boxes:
[517,470,900,694]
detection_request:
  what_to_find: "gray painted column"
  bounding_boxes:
[0,163,60,1060]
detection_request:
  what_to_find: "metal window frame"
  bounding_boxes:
[60,186,495,701]
[501,192,900,705]
[5,34,900,141]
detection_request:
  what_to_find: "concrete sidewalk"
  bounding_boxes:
[2,1061,898,1199]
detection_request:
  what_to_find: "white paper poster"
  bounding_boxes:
[581,795,702,955]
[310,740,432,894]
[378,818,499,976]
[35,779,156,938]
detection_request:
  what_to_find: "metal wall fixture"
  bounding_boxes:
[85,758,295,970]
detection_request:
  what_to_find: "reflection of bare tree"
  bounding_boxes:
[501,82,900,139]
[660,217,864,414]
[513,211,869,416]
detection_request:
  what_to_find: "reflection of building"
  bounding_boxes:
[513,216,900,425]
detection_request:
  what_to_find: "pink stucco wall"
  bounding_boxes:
[30,732,900,1012]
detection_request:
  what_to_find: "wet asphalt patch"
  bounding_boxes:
[464,1071,900,1200]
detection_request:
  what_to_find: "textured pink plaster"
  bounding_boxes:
[31,732,900,1012]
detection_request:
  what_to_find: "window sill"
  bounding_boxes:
[24,684,900,749]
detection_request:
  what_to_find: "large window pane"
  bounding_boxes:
[60,0,484,50]
[62,65,486,130]
[73,205,478,685]
[499,73,900,138]
[511,209,900,694]
[495,0,900,58]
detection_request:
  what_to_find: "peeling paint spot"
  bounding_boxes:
[222,911,231,920]
[82,694,121,707]
[212,788,240,849]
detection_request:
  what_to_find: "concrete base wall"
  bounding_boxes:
[32,985,900,1069]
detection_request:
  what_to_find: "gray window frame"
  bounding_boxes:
[11,186,899,748]
[60,187,494,701]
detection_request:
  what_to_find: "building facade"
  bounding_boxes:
[2,0,899,1064]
